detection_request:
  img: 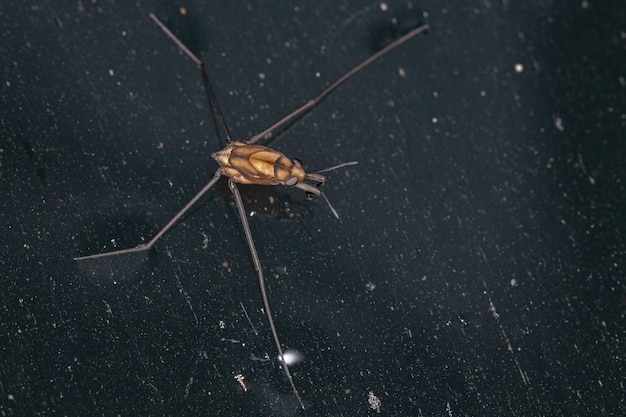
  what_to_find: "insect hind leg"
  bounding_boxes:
[149,13,233,146]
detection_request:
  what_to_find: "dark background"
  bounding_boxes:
[1,1,624,416]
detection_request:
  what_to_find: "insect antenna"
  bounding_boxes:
[313,160,359,174]
[298,161,358,219]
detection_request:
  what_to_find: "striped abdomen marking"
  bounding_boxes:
[212,141,307,187]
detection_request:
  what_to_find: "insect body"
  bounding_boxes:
[213,141,356,217]
[75,11,429,410]
[215,141,321,192]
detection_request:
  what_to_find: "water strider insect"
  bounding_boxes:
[74,12,429,409]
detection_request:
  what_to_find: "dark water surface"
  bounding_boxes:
[2,1,624,415]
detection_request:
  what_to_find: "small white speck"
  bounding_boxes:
[553,115,565,131]
[108,69,115,77]
[368,391,381,413]
[380,2,388,12]
[432,117,438,123]
[258,73,265,80]
[234,374,247,391]
[514,63,524,73]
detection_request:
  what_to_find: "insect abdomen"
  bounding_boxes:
[212,141,306,186]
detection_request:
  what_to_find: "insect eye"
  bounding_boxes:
[285,176,299,186]
[292,158,303,168]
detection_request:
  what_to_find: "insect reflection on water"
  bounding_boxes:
[74,11,429,410]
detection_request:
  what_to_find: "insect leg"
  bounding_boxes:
[149,13,233,145]
[74,169,224,260]
[247,23,429,145]
[228,179,305,409]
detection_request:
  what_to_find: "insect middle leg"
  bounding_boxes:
[228,179,305,408]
